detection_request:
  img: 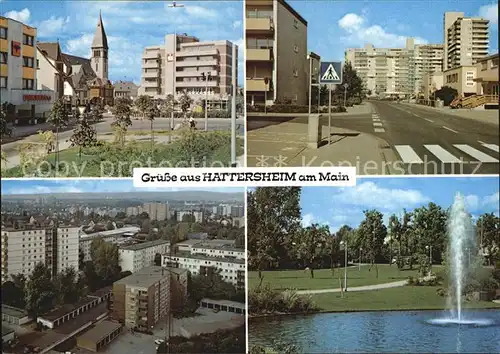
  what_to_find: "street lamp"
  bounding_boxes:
[340,240,348,291]
[359,247,362,271]
[343,83,349,108]
[167,1,184,131]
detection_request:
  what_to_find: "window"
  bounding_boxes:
[293,69,298,77]
[492,58,499,68]
[465,71,474,86]
[294,45,298,53]
[23,56,34,68]
[93,50,100,57]
[0,27,7,39]
[0,77,6,88]
[23,78,34,89]
[23,34,34,46]
[0,52,6,64]
[293,19,299,28]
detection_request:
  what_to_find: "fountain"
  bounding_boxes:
[427,193,494,327]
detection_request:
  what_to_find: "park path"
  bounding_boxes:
[295,279,408,295]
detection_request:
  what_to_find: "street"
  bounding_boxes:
[247,102,499,174]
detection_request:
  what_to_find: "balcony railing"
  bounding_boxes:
[246,48,272,61]
[246,17,274,32]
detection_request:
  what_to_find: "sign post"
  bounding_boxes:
[319,61,343,146]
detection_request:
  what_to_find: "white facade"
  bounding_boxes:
[176,210,203,223]
[126,203,169,221]
[191,245,245,260]
[119,240,170,273]
[56,226,80,273]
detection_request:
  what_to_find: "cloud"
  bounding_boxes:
[464,194,480,211]
[335,181,430,210]
[3,8,30,23]
[302,213,315,227]
[337,12,428,47]
[232,20,242,29]
[185,5,218,19]
[15,186,84,195]
[478,3,498,26]
[37,16,70,38]
[482,191,499,209]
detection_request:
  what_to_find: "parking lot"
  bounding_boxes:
[102,331,157,354]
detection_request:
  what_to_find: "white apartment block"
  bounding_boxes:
[1,226,80,283]
[162,252,245,286]
[176,210,203,223]
[126,203,169,221]
[79,226,140,262]
[345,38,444,97]
[138,33,237,105]
[191,244,245,260]
[444,12,489,70]
[119,239,170,273]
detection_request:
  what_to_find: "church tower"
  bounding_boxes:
[91,11,108,81]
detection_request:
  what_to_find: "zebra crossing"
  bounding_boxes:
[394,143,499,164]
[372,112,385,133]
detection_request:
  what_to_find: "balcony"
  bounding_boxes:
[176,80,218,88]
[246,78,268,92]
[176,70,218,78]
[143,61,160,69]
[176,59,218,68]
[246,18,274,33]
[143,71,159,78]
[141,80,160,88]
[247,48,272,61]
[176,49,218,57]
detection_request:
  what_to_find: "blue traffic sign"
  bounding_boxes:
[319,61,343,84]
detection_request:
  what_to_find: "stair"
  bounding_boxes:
[450,95,495,109]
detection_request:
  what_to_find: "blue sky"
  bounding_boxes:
[1,0,243,84]
[300,177,500,232]
[1,179,244,195]
[289,0,498,61]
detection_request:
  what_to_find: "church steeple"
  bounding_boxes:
[91,10,108,81]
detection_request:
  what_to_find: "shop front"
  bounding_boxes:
[8,88,55,125]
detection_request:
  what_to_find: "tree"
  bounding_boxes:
[69,113,97,163]
[319,85,329,106]
[477,213,500,265]
[0,102,13,138]
[47,98,70,174]
[37,130,55,156]
[182,213,196,223]
[357,210,387,278]
[336,61,363,102]
[412,203,447,265]
[1,278,25,308]
[178,91,193,119]
[160,94,177,130]
[90,237,121,282]
[134,95,153,120]
[111,98,133,147]
[294,224,330,278]
[25,262,56,318]
[247,187,302,285]
[79,249,85,270]
[53,266,81,305]
[90,105,103,123]
[434,86,458,106]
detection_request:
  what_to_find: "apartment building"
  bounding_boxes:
[213,204,244,217]
[126,203,169,221]
[444,12,489,70]
[443,65,478,96]
[191,242,245,260]
[345,38,444,97]
[176,210,203,223]
[113,80,139,100]
[0,16,55,123]
[119,240,170,273]
[1,226,80,283]
[111,266,170,329]
[245,0,308,105]
[138,34,237,106]
[80,226,140,262]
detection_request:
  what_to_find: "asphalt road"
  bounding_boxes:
[248,103,499,175]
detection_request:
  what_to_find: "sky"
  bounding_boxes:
[0,179,244,195]
[289,0,498,61]
[1,0,244,84]
[300,177,500,232]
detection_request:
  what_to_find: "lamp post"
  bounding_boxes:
[168,1,184,131]
[201,72,212,132]
[343,83,349,108]
[308,54,312,114]
[359,247,362,271]
[426,245,432,276]
[340,240,347,291]
[230,43,237,167]
[264,77,269,114]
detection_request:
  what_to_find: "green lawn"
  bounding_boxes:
[249,264,430,290]
[310,285,500,312]
[5,132,244,177]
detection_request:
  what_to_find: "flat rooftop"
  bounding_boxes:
[81,226,140,240]
[114,266,169,288]
[2,304,28,318]
[39,296,98,321]
[2,324,14,336]
[88,285,112,299]
[120,239,170,251]
[200,298,246,309]
[167,251,245,264]
[77,320,122,344]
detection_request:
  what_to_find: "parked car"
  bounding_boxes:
[154,339,165,345]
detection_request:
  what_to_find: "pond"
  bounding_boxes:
[249,310,500,353]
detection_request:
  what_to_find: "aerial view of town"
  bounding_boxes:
[0,0,245,177]
[1,179,246,354]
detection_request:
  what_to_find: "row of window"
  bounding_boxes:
[0,77,35,89]
[0,28,34,45]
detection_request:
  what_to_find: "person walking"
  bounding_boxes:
[189,117,196,130]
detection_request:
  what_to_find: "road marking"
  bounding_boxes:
[481,143,499,153]
[424,145,461,163]
[372,118,381,121]
[442,126,458,134]
[374,128,385,133]
[424,118,434,123]
[395,145,423,164]
[453,144,499,163]
[373,122,383,127]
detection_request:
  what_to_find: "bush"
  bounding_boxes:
[249,284,319,315]
[436,288,447,297]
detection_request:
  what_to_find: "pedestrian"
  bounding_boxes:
[189,117,196,129]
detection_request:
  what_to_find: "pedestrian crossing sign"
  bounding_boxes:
[319,61,343,84]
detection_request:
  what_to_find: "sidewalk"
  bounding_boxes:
[247,102,372,118]
[401,102,499,126]
[296,280,408,295]
[247,116,395,175]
